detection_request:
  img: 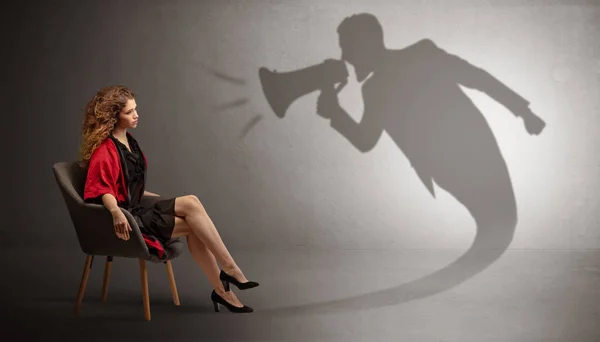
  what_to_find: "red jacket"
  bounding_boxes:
[82,134,168,260]
[83,133,147,206]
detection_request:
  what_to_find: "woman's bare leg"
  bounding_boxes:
[170,195,250,283]
[172,216,245,307]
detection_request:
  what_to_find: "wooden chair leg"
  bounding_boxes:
[75,255,94,316]
[139,258,151,321]
[165,260,180,306]
[101,256,113,302]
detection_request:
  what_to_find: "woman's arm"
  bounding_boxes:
[143,190,160,197]
[102,193,122,215]
[102,193,131,240]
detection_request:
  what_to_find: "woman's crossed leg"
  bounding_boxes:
[170,195,251,308]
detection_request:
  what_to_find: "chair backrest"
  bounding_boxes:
[53,161,148,258]
[53,161,87,202]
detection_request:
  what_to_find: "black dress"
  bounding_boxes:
[112,134,176,243]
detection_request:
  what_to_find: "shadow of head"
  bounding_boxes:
[336,12,386,82]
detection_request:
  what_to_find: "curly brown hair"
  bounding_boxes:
[78,85,135,166]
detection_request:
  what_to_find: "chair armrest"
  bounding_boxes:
[69,202,150,259]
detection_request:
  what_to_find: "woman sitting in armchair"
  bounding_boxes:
[79,85,258,313]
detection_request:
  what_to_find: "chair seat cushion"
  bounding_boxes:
[146,237,185,263]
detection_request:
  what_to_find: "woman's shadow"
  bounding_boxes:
[259,13,547,315]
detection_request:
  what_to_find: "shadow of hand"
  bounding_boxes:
[316,86,341,119]
[521,110,546,135]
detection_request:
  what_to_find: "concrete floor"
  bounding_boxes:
[2,247,599,341]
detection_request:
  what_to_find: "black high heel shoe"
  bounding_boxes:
[220,270,260,291]
[211,290,254,313]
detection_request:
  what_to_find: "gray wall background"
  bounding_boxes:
[6,0,600,251]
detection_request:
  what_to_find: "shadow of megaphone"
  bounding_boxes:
[259,59,349,118]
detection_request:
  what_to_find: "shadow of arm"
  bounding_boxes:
[425,39,532,117]
[322,88,383,153]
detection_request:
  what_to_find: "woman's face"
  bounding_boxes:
[117,98,138,129]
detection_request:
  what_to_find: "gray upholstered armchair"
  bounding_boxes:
[52,161,185,321]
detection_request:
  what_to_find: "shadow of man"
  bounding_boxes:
[262,12,547,315]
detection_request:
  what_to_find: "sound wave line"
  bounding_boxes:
[239,114,263,139]
[199,62,246,86]
[197,61,265,139]
[212,98,250,113]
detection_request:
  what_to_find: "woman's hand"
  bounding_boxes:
[110,209,131,240]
